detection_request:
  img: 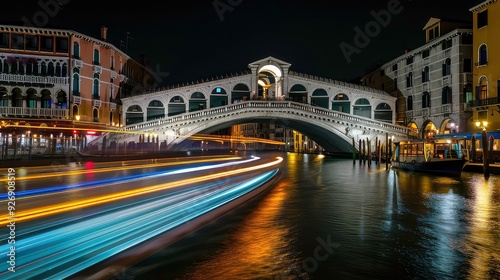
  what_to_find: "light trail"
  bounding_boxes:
[0,156,255,200]
[0,155,242,182]
[0,156,283,225]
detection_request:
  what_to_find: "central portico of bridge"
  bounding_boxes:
[101,57,410,154]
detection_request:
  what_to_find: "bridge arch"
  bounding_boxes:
[374,102,393,123]
[125,105,143,125]
[289,84,308,103]
[231,83,251,103]
[210,86,228,107]
[168,96,186,116]
[147,100,165,121]
[311,88,329,109]
[332,93,350,113]
[353,98,372,118]
[189,91,207,112]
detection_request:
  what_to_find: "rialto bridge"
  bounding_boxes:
[95,57,411,154]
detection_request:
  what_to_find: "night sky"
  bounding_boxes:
[2,0,480,87]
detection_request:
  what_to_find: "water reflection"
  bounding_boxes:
[128,154,500,280]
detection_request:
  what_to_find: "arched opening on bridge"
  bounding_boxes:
[311,89,329,109]
[353,98,371,118]
[147,100,165,121]
[168,96,186,116]
[232,83,250,103]
[289,84,307,103]
[257,64,282,100]
[210,87,228,107]
[374,102,393,123]
[422,121,438,139]
[126,105,144,125]
[332,93,350,113]
[189,92,207,112]
[257,75,273,99]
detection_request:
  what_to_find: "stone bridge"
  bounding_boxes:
[100,101,410,155]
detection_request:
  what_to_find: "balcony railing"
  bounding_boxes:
[0,107,69,118]
[469,97,500,107]
[0,73,69,85]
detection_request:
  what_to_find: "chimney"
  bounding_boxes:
[101,26,108,41]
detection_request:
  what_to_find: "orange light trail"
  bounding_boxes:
[0,157,283,225]
[0,156,241,182]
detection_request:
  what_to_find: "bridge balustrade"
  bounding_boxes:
[121,101,409,136]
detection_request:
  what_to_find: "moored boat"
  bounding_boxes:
[391,136,468,176]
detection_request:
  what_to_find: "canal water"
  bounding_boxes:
[123,152,500,280]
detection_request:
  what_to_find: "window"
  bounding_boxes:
[93,73,100,99]
[55,37,69,53]
[479,44,488,65]
[464,83,473,104]
[73,42,80,58]
[380,69,385,76]
[394,78,398,90]
[110,55,115,70]
[407,95,413,110]
[442,86,452,104]
[442,58,451,76]
[406,56,413,65]
[93,49,100,65]
[11,34,24,50]
[72,72,80,96]
[0,32,8,48]
[25,35,38,51]
[477,77,487,101]
[40,36,53,52]
[422,49,430,59]
[406,72,413,87]
[422,91,430,108]
[478,9,488,29]
[422,66,429,83]
[441,39,452,50]
[392,64,398,71]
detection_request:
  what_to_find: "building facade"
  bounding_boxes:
[0,24,155,159]
[361,18,473,139]
[469,0,500,131]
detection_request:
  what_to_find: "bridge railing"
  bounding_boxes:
[122,101,410,136]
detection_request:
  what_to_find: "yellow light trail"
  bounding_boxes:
[0,156,242,182]
[0,157,283,225]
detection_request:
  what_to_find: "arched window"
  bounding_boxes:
[407,96,413,110]
[442,58,451,76]
[93,73,99,99]
[406,72,413,87]
[93,49,100,65]
[422,66,429,82]
[442,86,452,105]
[479,44,488,66]
[73,42,80,58]
[72,70,80,96]
[422,91,430,108]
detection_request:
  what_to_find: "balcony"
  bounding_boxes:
[0,73,68,85]
[441,104,452,114]
[469,97,500,109]
[0,107,69,118]
[422,108,429,117]
[93,65,102,74]
[73,96,81,105]
[72,59,83,69]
